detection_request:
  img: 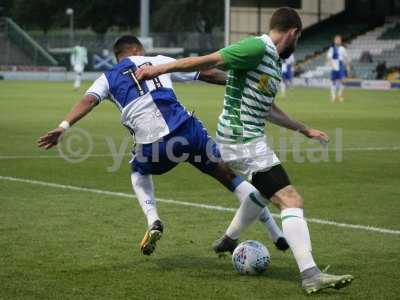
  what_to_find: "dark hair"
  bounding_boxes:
[269,7,302,32]
[113,35,143,56]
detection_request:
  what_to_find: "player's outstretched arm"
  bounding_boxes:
[198,68,227,85]
[267,104,329,145]
[136,52,225,81]
[37,94,98,150]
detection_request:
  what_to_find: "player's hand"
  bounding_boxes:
[37,127,65,150]
[135,65,163,81]
[301,128,329,146]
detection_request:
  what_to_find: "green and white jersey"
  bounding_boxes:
[217,35,282,144]
[70,46,88,67]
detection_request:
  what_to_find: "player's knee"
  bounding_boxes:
[272,185,303,209]
[291,193,304,208]
[208,163,237,187]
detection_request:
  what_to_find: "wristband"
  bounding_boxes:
[59,120,70,131]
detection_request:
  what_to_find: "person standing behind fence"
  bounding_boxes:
[327,35,350,102]
[70,45,88,90]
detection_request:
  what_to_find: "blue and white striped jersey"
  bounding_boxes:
[282,54,295,73]
[327,46,348,71]
[86,55,199,144]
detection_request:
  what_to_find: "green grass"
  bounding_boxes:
[0,81,400,299]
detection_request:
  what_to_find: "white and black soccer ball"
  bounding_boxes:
[232,240,271,275]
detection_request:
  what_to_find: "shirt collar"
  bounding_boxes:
[260,34,279,60]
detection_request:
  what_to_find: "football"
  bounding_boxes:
[232,240,271,275]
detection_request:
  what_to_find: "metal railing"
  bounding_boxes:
[31,31,224,55]
[1,17,58,66]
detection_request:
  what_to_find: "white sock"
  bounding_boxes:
[335,81,340,97]
[330,83,336,101]
[258,205,283,242]
[225,180,265,239]
[131,172,159,227]
[230,179,283,241]
[338,82,344,97]
[281,208,317,272]
[74,73,81,89]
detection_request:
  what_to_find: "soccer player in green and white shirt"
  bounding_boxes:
[136,7,353,294]
[70,45,88,90]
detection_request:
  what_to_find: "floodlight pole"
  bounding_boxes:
[224,0,230,47]
[66,8,74,47]
[140,0,150,37]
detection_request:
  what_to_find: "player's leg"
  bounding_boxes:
[330,79,337,102]
[337,79,344,102]
[131,172,159,227]
[207,163,287,251]
[131,140,178,255]
[270,183,318,275]
[131,172,163,255]
[185,119,268,242]
[270,183,353,294]
[223,164,353,293]
[207,162,286,245]
[215,138,289,250]
[186,120,287,252]
[74,71,82,90]
[252,167,318,275]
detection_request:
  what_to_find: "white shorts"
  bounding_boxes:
[73,64,84,74]
[218,136,280,181]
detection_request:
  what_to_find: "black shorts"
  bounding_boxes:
[251,164,291,199]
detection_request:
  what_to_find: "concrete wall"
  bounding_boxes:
[230,0,345,42]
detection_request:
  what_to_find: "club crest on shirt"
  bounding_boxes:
[258,74,279,96]
[257,74,270,93]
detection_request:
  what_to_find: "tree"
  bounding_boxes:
[151,0,224,33]
[74,0,140,36]
[11,0,59,33]
[0,0,13,17]
[77,0,114,35]
[111,0,140,29]
[7,0,222,36]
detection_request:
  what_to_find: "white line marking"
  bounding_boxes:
[342,146,400,151]
[0,154,123,159]
[1,175,399,235]
[1,146,399,160]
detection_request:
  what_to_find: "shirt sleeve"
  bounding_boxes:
[156,55,199,82]
[85,73,109,102]
[219,37,266,70]
[327,47,333,59]
[170,71,200,82]
[341,47,349,62]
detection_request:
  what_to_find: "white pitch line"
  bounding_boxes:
[0,146,399,160]
[0,175,399,236]
[0,154,123,159]
[343,146,400,151]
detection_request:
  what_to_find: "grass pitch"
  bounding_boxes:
[0,81,399,299]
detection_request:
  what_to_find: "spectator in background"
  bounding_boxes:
[280,54,295,98]
[375,61,387,79]
[70,45,88,90]
[360,51,373,63]
[327,35,350,102]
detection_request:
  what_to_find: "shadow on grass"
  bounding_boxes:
[64,254,355,297]
[153,254,297,283]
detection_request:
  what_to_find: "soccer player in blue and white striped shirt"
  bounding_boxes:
[327,35,350,102]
